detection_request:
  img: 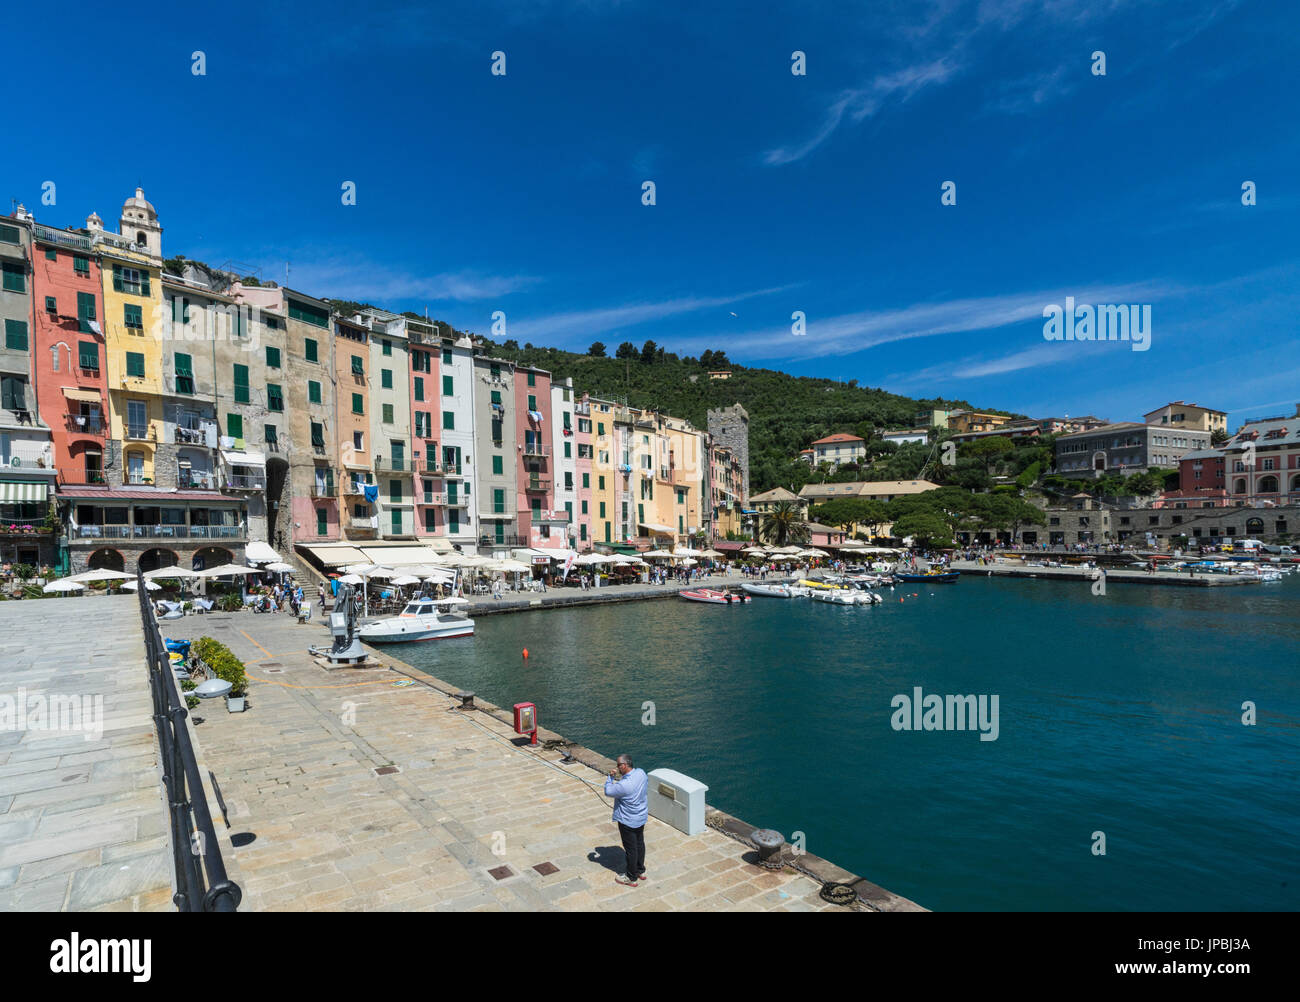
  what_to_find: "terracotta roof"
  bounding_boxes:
[811,433,865,445]
[57,486,239,503]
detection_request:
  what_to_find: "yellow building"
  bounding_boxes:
[1143,401,1227,435]
[92,189,166,485]
[947,411,1010,435]
[587,396,620,545]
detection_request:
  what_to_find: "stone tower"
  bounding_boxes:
[118,187,163,259]
[707,403,750,502]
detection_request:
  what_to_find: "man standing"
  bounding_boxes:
[605,754,648,886]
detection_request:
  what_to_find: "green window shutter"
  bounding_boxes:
[442,375,453,396]
[492,455,503,475]
[600,502,606,518]
[126,351,145,378]
[490,363,500,378]
[442,348,452,365]
[581,500,588,515]
[174,352,193,394]
[0,224,19,243]
[45,296,57,313]
[78,341,99,370]
[580,524,587,541]
[233,364,249,403]
[353,393,364,415]
[140,272,151,297]
[381,369,392,389]
[2,262,27,293]
[563,411,571,428]
[582,473,589,488]
[226,413,243,439]
[392,509,402,534]
[74,255,89,274]
[389,480,402,503]
[528,395,537,411]
[443,411,454,430]
[266,345,281,368]
[112,264,123,291]
[382,340,392,356]
[317,508,327,535]
[599,476,605,490]
[124,303,142,328]
[382,403,393,424]
[527,372,535,387]
[351,355,364,375]
[491,390,501,405]
[564,442,571,458]
[597,422,605,436]
[77,291,96,332]
[493,488,505,513]
[305,338,318,362]
[4,319,28,351]
[414,377,424,401]
[311,422,325,447]
[265,424,278,444]
[268,384,284,411]
[44,248,57,261]
[308,380,322,404]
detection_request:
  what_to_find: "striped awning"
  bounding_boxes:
[0,481,49,503]
[61,387,102,403]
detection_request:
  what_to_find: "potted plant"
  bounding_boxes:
[192,636,249,713]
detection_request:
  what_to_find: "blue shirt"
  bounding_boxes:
[604,767,648,828]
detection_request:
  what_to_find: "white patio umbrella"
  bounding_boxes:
[264,562,296,573]
[700,549,724,558]
[679,558,698,566]
[392,574,422,586]
[742,547,766,556]
[43,579,84,594]
[123,579,161,591]
[196,563,262,577]
[337,573,364,585]
[675,547,702,557]
[359,566,397,579]
[144,565,200,579]
[642,550,674,559]
[69,568,134,582]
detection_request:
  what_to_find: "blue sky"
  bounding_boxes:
[6,0,1297,430]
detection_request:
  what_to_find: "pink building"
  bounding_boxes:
[409,335,441,538]
[514,366,555,545]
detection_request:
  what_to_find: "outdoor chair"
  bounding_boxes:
[194,597,214,613]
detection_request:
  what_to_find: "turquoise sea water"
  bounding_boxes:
[396,575,1300,911]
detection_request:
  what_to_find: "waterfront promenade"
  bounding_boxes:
[0,596,175,911]
[155,608,918,912]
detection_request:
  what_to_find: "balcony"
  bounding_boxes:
[65,414,104,434]
[420,493,449,506]
[349,518,379,532]
[311,481,336,498]
[480,533,526,548]
[534,509,571,524]
[126,424,151,441]
[445,494,469,507]
[174,425,209,446]
[574,402,591,416]
[522,442,551,458]
[223,472,266,491]
[178,469,216,490]
[342,479,369,496]
[70,523,246,541]
[524,477,550,492]
[375,457,406,473]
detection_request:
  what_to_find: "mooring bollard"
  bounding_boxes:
[456,691,476,710]
[751,829,786,869]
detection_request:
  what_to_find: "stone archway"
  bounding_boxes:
[88,548,124,571]
[139,547,179,573]
[1246,518,1264,535]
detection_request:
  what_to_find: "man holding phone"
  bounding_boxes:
[605,754,648,886]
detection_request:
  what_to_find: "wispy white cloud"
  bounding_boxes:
[259,255,539,304]
[510,284,799,342]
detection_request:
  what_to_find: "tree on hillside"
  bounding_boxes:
[809,497,892,538]
[615,341,636,359]
[640,340,658,364]
[961,436,1015,476]
[587,342,607,357]
[759,501,811,547]
[891,511,953,549]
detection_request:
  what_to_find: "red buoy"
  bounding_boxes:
[522,648,529,659]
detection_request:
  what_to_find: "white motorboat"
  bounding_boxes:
[358,597,474,642]
[741,582,793,598]
[811,589,857,605]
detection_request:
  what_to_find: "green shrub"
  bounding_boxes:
[180,679,197,692]
[217,592,243,612]
[192,636,249,698]
[186,695,200,710]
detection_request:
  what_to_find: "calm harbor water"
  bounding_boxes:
[397,575,1300,911]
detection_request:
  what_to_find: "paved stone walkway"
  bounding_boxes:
[0,596,175,911]
[165,610,854,911]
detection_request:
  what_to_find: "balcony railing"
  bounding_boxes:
[343,480,369,495]
[420,493,449,506]
[126,424,150,441]
[71,524,246,541]
[65,414,104,434]
[349,518,378,531]
[480,533,526,547]
[311,482,336,498]
[175,426,209,445]
[522,443,551,457]
[223,473,266,490]
[525,477,550,491]
[178,470,216,490]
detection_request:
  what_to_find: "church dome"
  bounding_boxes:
[122,186,157,220]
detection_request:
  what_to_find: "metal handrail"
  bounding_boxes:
[136,569,241,912]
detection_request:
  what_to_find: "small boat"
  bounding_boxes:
[810,589,857,605]
[741,582,792,598]
[358,597,475,642]
[680,588,751,605]
[896,571,960,583]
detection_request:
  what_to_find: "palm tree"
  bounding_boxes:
[760,501,811,547]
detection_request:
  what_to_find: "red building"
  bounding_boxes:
[514,366,555,545]
[29,224,108,487]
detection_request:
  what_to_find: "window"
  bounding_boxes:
[308,380,322,404]
[442,348,452,365]
[174,353,193,394]
[597,422,605,436]
[351,355,364,376]
[493,489,506,514]
[316,508,328,535]
[564,442,571,458]
[528,394,537,412]
[233,364,249,403]
[582,473,590,489]
[492,455,503,475]
[391,509,402,534]
[1,375,27,412]
[126,352,145,378]
[565,472,573,490]
[305,338,319,362]
[382,403,393,424]
[381,369,392,389]
[289,300,330,328]
[226,413,243,440]
[389,480,403,503]
[443,411,454,430]
[490,363,500,379]
[311,422,325,448]
[352,393,364,415]
[45,296,57,314]
[73,255,89,275]
[0,224,19,244]
[581,500,588,515]
[2,261,27,293]
[124,304,143,329]
[353,431,364,451]
[4,320,27,351]
[77,292,96,333]
[491,390,502,405]
[600,501,607,518]
[78,341,99,371]
[423,509,435,532]
[382,340,392,357]
[563,411,571,429]
[268,384,284,411]
[414,377,424,401]
[443,375,453,396]
[390,441,404,471]
[265,424,278,445]
[598,476,605,490]
[111,265,149,297]
[266,345,281,368]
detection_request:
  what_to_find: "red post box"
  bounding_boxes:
[513,702,538,745]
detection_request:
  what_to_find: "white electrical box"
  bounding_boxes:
[647,768,708,836]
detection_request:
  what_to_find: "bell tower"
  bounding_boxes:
[118,186,163,259]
